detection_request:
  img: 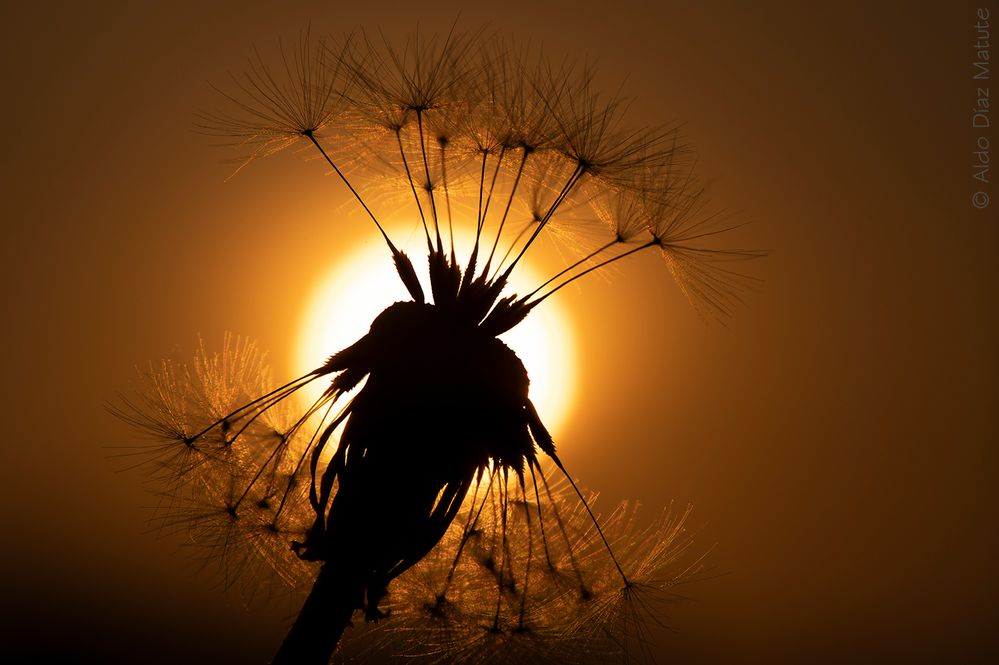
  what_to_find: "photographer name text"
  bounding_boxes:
[972,8,992,209]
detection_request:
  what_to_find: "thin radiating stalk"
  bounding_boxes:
[273,398,341,524]
[528,461,556,571]
[440,468,496,599]
[546,454,630,585]
[439,140,455,259]
[415,110,443,251]
[501,163,585,279]
[188,369,321,443]
[485,147,531,269]
[530,240,658,306]
[303,132,398,251]
[232,389,339,514]
[475,150,488,238]
[492,476,507,630]
[534,460,589,595]
[395,128,432,249]
[516,479,533,629]
[525,239,618,300]
[478,146,508,257]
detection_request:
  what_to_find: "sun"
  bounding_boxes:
[295,231,576,440]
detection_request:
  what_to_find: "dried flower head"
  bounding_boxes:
[115,24,761,665]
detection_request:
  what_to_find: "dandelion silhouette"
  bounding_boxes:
[112,26,761,665]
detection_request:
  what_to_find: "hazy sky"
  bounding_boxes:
[2,1,996,663]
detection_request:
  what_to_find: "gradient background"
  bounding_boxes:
[2,1,996,663]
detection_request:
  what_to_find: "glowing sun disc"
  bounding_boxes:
[295,234,576,440]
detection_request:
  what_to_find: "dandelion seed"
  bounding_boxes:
[195,29,355,166]
[114,24,761,665]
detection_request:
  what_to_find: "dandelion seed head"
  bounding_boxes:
[116,334,707,662]
[113,22,762,665]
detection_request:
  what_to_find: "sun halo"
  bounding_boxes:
[295,231,577,442]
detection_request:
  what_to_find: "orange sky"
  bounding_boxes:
[1,1,996,663]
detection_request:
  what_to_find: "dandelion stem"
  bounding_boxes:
[271,563,363,665]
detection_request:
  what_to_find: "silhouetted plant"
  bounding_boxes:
[113,26,760,665]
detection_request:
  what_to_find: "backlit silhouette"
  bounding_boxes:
[113,27,760,664]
